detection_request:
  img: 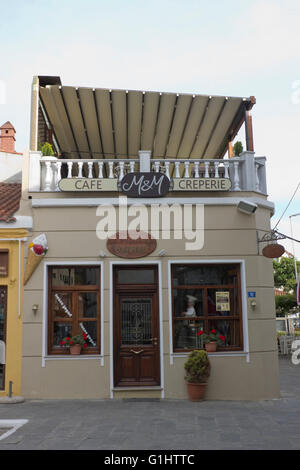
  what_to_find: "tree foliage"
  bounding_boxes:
[233,141,243,156]
[275,294,297,316]
[273,257,299,294]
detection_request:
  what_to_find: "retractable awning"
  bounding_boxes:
[34,76,255,160]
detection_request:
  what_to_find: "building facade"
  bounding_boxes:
[18,76,280,400]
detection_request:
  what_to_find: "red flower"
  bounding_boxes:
[70,341,74,345]
[33,244,44,255]
[60,340,65,346]
[66,337,70,341]
[83,343,88,348]
[83,334,87,339]
[219,335,225,342]
[197,330,204,336]
[211,329,216,334]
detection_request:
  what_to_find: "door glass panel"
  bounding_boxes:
[117,269,155,284]
[78,292,98,318]
[121,298,152,345]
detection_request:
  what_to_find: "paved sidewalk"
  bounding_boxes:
[0,357,299,450]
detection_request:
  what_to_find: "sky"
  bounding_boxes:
[0,0,299,258]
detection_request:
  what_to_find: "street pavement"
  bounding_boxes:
[0,357,299,450]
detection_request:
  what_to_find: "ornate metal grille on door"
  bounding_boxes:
[121,299,152,345]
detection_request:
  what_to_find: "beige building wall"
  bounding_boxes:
[21,202,280,400]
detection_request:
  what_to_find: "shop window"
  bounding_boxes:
[48,266,101,355]
[171,264,243,352]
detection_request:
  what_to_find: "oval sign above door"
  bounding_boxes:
[262,243,285,258]
[107,231,157,259]
[120,172,170,197]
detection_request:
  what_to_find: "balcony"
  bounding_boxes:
[28,150,267,195]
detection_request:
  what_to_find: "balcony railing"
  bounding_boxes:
[28,151,267,195]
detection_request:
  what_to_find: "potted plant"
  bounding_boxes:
[184,350,211,401]
[197,329,225,352]
[60,333,88,355]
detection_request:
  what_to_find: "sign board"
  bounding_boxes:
[59,178,118,192]
[262,243,285,258]
[107,231,157,259]
[172,178,232,191]
[120,173,170,198]
[0,250,8,277]
[216,291,230,311]
[297,279,300,306]
[248,292,256,298]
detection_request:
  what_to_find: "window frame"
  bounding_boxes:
[47,264,102,356]
[170,262,245,353]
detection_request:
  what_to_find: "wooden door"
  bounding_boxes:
[114,266,160,387]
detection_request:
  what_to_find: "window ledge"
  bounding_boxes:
[171,352,249,358]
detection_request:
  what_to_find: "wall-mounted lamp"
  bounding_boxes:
[158,249,167,257]
[32,304,39,314]
[237,200,257,215]
[250,300,257,309]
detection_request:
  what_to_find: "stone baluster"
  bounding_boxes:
[174,161,180,178]
[184,161,190,178]
[233,161,240,191]
[87,161,93,178]
[55,161,62,190]
[223,161,229,178]
[204,161,210,178]
[214,161,219,178]
[118,161,125,181]
[108,161,114,178]
[154,161,160,173]
[44,161,53,191]
[98,161,103,178]
[77,161,83,178]
[129,161,135,173]
[255,163,260,191]
[194,161,200,178]
[67,162,73,178]
[164,161,170,179]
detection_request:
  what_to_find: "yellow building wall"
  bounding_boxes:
[0,229,27,397]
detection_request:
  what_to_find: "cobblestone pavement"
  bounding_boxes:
[0,357,299,450]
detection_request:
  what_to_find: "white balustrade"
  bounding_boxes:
[87,162,93,178]
[37,154,266,194]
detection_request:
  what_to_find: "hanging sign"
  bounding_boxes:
[120,173,170,198]
[172,178,232,191]
[58,178,118,192]
[262,244,285,258]
[216,291,230,311]
[107,231,157,259]
[0,250,8,277]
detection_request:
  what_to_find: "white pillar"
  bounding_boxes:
[139,150,151,172]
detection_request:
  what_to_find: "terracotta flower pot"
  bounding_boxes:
[69,344,82,355]
[205,342,217,353]
[186,382,207,401]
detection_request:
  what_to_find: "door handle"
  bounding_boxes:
[130,349,144,355]
[150,337,158,345]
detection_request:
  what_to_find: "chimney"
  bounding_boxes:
[0,121,16,153]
